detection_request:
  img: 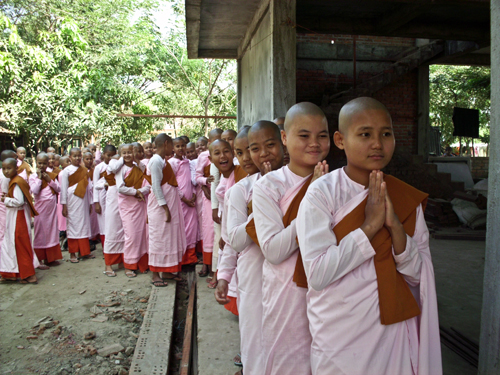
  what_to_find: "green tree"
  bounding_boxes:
[429,65,490,148]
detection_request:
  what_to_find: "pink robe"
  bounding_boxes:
[60,165,92,240]
[88,173,100,239]
[103,162,124,255]
[93,162,107,236]
[0,171,8,265]
[29,174,60,249]
[16,159,29,183]
[216,171,238,298]
[115,162,150,267]
[252,166,312,375]
[169,157,198,249]
[146,155,186,270]
[57,172,66,232]
[195,151,214,261]
[227,173,264,375]
[296,168,442,375]
[190,158,203,242]
[0,183,40,273]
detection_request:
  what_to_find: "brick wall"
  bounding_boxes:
[297,32,419,155]
[471,157,489,179]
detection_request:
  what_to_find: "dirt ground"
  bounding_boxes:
[0,244,156,375]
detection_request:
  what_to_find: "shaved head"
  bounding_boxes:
[222,129,237,138]
[3,158,16,168]
[69,147,81,156]
[154,133,172,147]
[209,139,231,154]
[248,121,281,142]
[198,136,208,143]
[208,128,223,142]
[236,125,251,140]
[1,150,16,161]
[16,147,26,152]
[284,102,327,132]
[36,153,49,162]
[273,117,285,130]
[103,144,116,153]
[338,97,391,133]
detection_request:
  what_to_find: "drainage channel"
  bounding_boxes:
[129,267,197,375]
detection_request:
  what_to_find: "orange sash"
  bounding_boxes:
[124,166,146,189]
[41,172,58,195]
[52,167,61,176]
[293,174,428,325]
[68,166,89,199]
[203,164,211,178]
[245,200,259,247]
[99,170,107,180]
[104,172,116,187]
[143,162,178,187]
[234,165,247,183]
[8,176,38,217]
[17,160,31,176]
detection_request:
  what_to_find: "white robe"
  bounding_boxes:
[103,161,124,254]
[226,173,265,375]
[296,167,442,375]
[93,162,108,236]
[252,166,312,375]
[0,183,39,272]
[60,165,91,239]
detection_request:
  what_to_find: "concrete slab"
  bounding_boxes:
[129,283,177,375]
[431,238,484,375]
[196,265,240,375]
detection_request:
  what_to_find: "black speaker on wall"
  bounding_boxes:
[452,107,480,138]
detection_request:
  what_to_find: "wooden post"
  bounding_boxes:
[417,65,430,159]
[353,36,357,89]
[478,0,500,372]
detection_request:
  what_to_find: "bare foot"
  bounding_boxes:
[162,272,182,281]
[19,275,38,284]
[37,264,50,270]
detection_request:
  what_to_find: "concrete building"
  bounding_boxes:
[185,0,500,373]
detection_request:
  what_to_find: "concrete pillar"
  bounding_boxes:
[271,0,296,119]
[417,65,430,159]
[478,1,500,373]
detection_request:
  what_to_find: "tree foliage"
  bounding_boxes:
[0,0,236,154]
[429,65,490,147]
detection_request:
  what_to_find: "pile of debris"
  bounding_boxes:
[425,198,460,227]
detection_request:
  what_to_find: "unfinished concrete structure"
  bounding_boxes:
[185,0,498,372]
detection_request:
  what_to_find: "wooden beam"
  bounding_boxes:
[431,53,491,66]
[197,49,238,59]
[297,17,489,42]
[180,282,196,375]
[185,0,202,59]
[116,114,236,119]
[237,0,271,59]
[376,4,425,35]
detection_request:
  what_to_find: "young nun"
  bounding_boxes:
[29,153,63,267]
[142,141,154,167]
[46,152,56,173]
[296,97,441,374]
[114,144,150,277]
[219,122,284,375]
[15,147,30,182]
[195,137,208,156]
[146,134,186,286]
[93,145,115,249]
[193,138,208,253]
[273,117,290,165]
[0,158,39,284]
[57,156,70,246]
[168,138,198,265]
[61,148,93,263]
[195,129,222,278]
[102,149,125,277]
[252,102,330,375]
[84,152,100,242]
[0,150,18,269]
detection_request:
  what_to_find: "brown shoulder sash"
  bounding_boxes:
[245,200,260,247]
[203,164,211,178]
[104,172,116,186]
[144,162,179,188]
[8,176,38,216]
[124,166,146,189]
[52,167,61,176]
[41,172,58,195]
[329,174,427,325]
[68,166,89,198]
[234,165,248,183]
[18,160,32,176]
[88,167,94,182]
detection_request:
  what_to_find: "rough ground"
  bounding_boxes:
[0,244,156,375]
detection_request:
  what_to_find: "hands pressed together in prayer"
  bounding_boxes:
[37,169,52,183]
[360,171,406,254]
[182,193,196,208]
[311,161,329,184]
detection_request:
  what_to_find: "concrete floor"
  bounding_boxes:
[195,239,484,375]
